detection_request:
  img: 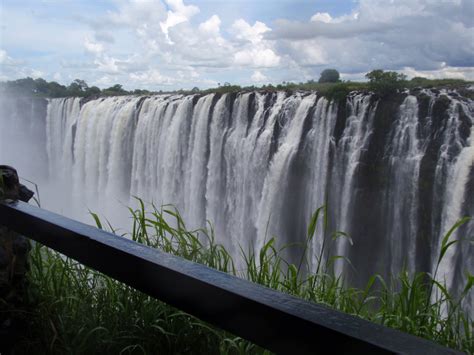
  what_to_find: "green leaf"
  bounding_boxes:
[437,217,471,266]
[307,205,325,240]
[89,211,102,230]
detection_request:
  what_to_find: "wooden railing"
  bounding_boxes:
[0,200,461,354]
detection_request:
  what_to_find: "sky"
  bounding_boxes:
[0,0,473,90]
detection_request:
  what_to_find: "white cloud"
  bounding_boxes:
[282,41,327,66]
[234,48,280,68]
[129,69,174,85]
[30,69,44,79]
[199,15,221,36]
[311,12,332,23]
[269,0,474,78]
[160,0,199,43]
[401,66,474,81]
[0,49,45,81]
[109,0,166,27]
[230,19,280,68]
[94,56,120,74]
[96,75,117,87]
[0,50,17,66]
[1,0,472,88]
[84,37,104,55]
[231,19,271,44]
[251,70,267,82]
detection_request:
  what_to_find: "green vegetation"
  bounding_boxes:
[318,69,340,83]
[0,70,472,101]
[365,69,407,96]
[10,201,473,354]
[0,78,152,98]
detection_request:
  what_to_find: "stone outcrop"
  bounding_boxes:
[0,165,34,352]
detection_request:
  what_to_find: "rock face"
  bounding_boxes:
[0,165,34,352]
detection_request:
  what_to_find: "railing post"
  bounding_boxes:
[0,165,34,351]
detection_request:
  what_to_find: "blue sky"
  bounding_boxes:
[0,0,473,90]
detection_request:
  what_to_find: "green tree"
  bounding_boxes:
[410,76,430,86]
[85,86,101,96]
[47,81,68,97]
[365,69,407,96]
[74,79,89,91]
[33,78,49,95]
[67,79,89,96]
[318,69,340,83]
[11,77,36,95]
[103,84,128,96]
[132,89,150,95]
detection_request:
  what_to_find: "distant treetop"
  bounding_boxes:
[318,69,340,83]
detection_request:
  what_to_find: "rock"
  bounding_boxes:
[0,165,20,199]
[0,166,34,352]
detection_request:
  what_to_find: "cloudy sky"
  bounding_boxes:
[0,0,473,90]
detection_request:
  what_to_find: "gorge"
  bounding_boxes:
[1,88,473,311]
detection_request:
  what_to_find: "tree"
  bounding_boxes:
[74,79,88,91]
[410,76,430,87]
[103,84,128,96]
[132,89,150,95]
[10,77,36,95]
[365,69,407,96]
[33,78,49,95]
[318,69,340,83]
[85,86,101,96]
[46,81,68,97]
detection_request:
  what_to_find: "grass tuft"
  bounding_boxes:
[12,199,474,354]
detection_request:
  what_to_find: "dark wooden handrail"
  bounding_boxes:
[0,200,461,354]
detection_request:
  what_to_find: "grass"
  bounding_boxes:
[10,200,474,354]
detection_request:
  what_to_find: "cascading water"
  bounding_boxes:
[1,89,473,310]
[383,95,423,275]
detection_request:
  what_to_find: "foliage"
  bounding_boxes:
[365,69,407,96]
[0,74,471,101]
[0,78,135,98]
[131,89,151,95]
[13,200,474,354]
[318,69,340,83]
[102,84,128,96]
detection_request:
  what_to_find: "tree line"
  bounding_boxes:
[0,77,153,98]
[0,70,469,99]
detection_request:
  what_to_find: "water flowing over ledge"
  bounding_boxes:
[1,89,473,310]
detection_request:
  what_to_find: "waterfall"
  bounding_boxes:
[256,93,316,254]
[437,98,474,311]
[383,95,423,274]
[46,97,81,179]
[4,89,473,309]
